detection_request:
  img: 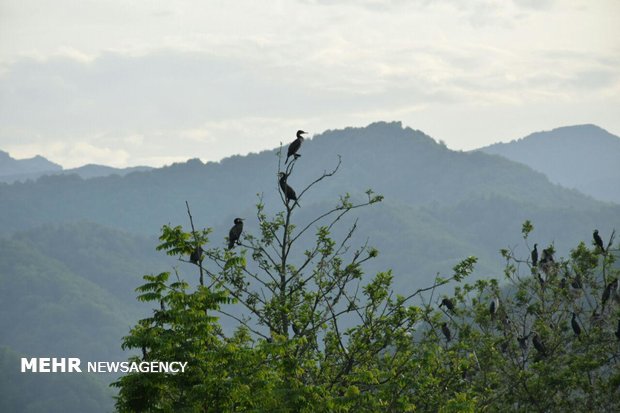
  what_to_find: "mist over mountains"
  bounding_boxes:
[1,121,619,412]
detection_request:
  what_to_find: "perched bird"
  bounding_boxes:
[602,279,618,309]
[278,172,300,207]
[441,322,452,342]
[571,313,581,337]
[531,244,538,267]
[489,297,499,318]
[189,246,203,264]
[228,218,244,249]
[439,297,455,313]
[559,277,567,289]
[593,229,605,253]
[615,320,620,341]
[571,274,583,289]
[541,247,554,265]
[531,332,547,357]
[285,130,307,164]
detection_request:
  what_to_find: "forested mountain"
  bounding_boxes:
[1,121,619,411]
[479,124,620,203]
[0,150,61,179]
[0,152,153,183]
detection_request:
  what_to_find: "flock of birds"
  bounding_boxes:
[438,229,620,355]
[224,130,307,250]
[196,130,619,354]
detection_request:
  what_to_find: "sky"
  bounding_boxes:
[0,0,619,168]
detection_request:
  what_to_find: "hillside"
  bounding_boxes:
[0,150,61,179]
[1,122,619,411]
[479,124,620,203]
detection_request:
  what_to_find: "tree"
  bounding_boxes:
[113,150,620,412]
[113,153,477,412]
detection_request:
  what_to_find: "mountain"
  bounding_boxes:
[1,121,619,411]
[478,124,620,204]
[0,153,153,183]
[0,150,62,179]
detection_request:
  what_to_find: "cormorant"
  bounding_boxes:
[602,279,618,308]
[531,244,538,267]
[441,322,452,342]
[228,218,244,249]
[531,332,547,357]
[571,313,581,337]
[593,229,605,253]
[278,172,300,207]
[439,298,455,313]
[189,246,203,264]
[489,297,499,318]
[285,130,307,164]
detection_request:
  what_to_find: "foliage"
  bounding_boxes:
[113,153,620,411]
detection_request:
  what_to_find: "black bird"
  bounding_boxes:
[593,229,605,253]
[441,322,452,342]
[571,274,582,289]
[531,332,547,357]
[278,172,300,207]
[615,320,620,341]
[531,244,538,267]
[189,246,203,264]
[439,298,455,313]
[489,297,499,318]
[571,313,581,337]
[228,218,244,249]
[602,279,618,309]
[285,130,307,164]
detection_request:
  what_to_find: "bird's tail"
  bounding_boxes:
[228,239,235,250]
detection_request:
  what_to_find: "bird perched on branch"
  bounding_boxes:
[532,332,547,357]
[531,244,538,267]
[489,297,499,319]
[285,130,307,164]
[593,229,605,253]
[439,297,455,313]
[278,172,300,207]
[228,218,244,249]
[571,313,581,337]
[441,322,452,342]
[189,246,203,264]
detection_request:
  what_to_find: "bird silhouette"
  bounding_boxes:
[285,130,307,164]
[189,246,203,264]
[531,332,547,357]
[571,313,581,337]
[441,322,452,342]
[531,244,538,267]
[228,218,244,249]
[439,297,455,313]
[593,229,605,253]
[278,172,300,207]
[615,320,620,341]
[489,297,499,318]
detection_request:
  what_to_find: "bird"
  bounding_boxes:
[593,229,605,253]
[571,313,581,337]
[531,332,547,357]
[615,320,620,341]
[602,279,618,309]
[189,246,203,264]
[228,218,244,249]
[278,172,300,207]
[531,244,538,267]
[489,297,499,318]
[285,130,307,164]
[571,274,583,289]
[441,322,452,342]
[439,298,455,313]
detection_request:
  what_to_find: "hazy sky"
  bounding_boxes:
[1,0,619,168]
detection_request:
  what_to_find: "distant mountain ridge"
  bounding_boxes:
[478,124,620,204]
[0,150,152,183]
